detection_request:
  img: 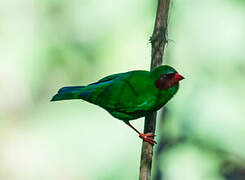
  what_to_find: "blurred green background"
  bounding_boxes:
[1,0,245,179]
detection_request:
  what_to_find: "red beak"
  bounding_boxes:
[174,73,184,82]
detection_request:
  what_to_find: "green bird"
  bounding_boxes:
[51,65,184,145]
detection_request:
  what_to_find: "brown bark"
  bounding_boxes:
[139,0,170,179]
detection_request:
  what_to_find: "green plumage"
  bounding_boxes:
[51,65,181,122]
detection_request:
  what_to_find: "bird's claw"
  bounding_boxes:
[139,133,157,145]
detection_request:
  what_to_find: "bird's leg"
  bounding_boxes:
[126,122,156,145]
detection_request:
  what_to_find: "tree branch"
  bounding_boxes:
[139,0,170,179]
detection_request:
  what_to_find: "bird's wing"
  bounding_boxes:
[94,71,156,111]
[78,70,157,113]
[88,72,126,85]
[78,72,130,104]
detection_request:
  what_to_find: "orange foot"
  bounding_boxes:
[139,133,157,145]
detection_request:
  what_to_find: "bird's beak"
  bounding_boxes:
[174,73,184,82]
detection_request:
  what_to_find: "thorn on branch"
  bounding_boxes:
[149,27,168,45]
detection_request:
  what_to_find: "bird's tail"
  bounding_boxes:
[51,86,85,101]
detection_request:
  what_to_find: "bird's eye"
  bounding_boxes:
[162,73,175,79]
[162,74,167,78]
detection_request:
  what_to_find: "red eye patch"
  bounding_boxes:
[155,72,184,90]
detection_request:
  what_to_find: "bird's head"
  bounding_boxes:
[150,65,184,90]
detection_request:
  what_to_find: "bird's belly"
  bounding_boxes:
[105,96,157,122]
[136,97,157,110]
[107,109,149,122]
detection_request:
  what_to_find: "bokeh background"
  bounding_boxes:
[1,0,245,179]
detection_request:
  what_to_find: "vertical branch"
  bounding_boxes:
[139,0,170,180]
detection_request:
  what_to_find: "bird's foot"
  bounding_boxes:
[139,133,157,145]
